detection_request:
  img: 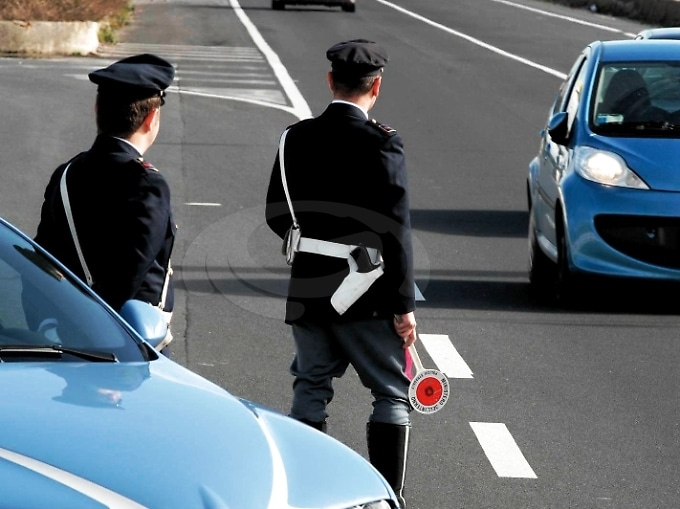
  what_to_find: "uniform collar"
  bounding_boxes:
[330,99,368,119]
[91,135,143,159]
[113,136,143,156]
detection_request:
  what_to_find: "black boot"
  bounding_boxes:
[297,418,327,433]
[366,421,410,508]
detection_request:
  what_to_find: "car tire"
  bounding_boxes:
[528,212,557,301]
[341,2,356,12]
[555,221,577,305]
[272,0,285,9]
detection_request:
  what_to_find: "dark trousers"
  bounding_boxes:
[290,317,412,424]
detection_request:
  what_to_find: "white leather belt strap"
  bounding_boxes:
[60,161,94,287]
[297,237,380,262]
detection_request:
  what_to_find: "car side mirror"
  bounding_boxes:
[546,111,570,146]
[119,299,168,349]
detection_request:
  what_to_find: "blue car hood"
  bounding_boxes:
[0,361,391,508]
[592,135,680,191]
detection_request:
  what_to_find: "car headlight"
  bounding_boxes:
[573,147,649,189]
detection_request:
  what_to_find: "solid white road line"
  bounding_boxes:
[419,333,473,378]
[469,422,537,478]
[229,0,312,120]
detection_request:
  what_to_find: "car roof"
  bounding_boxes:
[635,27,680,40]
[591,38,680,63]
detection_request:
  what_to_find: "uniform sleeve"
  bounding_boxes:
[34,165,65,247]
[265,147,295,240]
[379,133,416,314]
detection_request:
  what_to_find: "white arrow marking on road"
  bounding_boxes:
[419,333,473,378]
[470,422,537,478]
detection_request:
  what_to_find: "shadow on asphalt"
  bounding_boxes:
[410,209,528,238]
[417,276,680,315]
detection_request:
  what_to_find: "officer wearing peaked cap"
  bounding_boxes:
[325,38,389,76]
[34,54,177,355]
[265,39,416,507]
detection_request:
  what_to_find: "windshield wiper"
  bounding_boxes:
[0,345,117,362]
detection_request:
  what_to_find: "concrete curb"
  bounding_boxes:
[0,20,99,56]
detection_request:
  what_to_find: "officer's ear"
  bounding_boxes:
[326,71,335,93]
[142,107,160,133]
[371,75,382,97]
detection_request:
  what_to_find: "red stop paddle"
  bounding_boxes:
[407,343,450,414]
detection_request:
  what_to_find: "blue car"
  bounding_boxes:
[635,27,680,40]
[0,216,398,508]
[527,39,680,302]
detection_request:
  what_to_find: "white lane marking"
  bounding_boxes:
[177,88,292,112]
[490,0,636,36]
[374,0,567,79]
[229,0,312,120]
[419,333,473,378]
[185,202,221,206]
[99,43,264,61]
[469,422,537,478]
[372,0,638,80]
[0,447,149,508]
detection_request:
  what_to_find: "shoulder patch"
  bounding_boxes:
[136,157,158,172]
[369,118,397,136]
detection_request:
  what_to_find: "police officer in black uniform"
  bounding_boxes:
[34,54,176,351]
[265,39,417,507]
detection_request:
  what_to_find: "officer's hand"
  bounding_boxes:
[394,312,417,349]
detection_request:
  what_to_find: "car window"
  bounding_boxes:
[592,61,680,136]
[0,223,148,361]
[551,52,587,116]
[565,62,588,132]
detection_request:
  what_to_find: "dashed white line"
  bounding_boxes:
[470,422,537,478]
[419,333,473,379]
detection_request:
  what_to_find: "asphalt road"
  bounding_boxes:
[1,0,678,507]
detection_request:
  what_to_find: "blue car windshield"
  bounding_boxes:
[591,61,680,137]
[0,222,149,362]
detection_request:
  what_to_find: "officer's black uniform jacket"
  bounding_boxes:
[35,135,175,312]
[265,102,415,324]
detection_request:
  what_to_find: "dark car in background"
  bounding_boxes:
[272,0,355,11]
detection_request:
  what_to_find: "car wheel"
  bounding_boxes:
[272,0,285,10]
[555,222,577,305]
[341,2,356,12]
[528,212,557,300]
